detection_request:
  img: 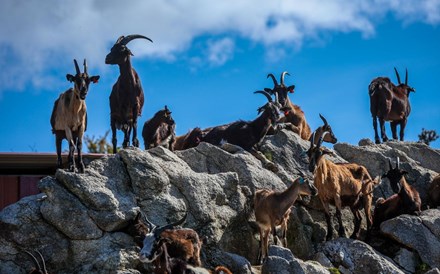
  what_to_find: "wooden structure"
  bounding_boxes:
[0,153,103,210]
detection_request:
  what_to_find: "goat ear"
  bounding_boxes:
[287,85,295,93]
[66,74,75,82]
[90,76,100,84]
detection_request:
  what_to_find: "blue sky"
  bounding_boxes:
[0,0,439,152]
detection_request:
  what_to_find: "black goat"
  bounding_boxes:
[50,59,99,172]
[105,34,153,153]
[202,90,288,172]
[369,68,415,143]
[372,158,421,229]
[142,105,176,151]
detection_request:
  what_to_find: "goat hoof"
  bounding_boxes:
[375,139,381,144]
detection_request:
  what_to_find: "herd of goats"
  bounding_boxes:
[42,34,440,273]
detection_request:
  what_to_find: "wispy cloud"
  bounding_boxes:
[0,0,439,93]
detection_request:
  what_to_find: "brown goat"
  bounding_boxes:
[310,114,338,145]
[139,213,202,268]
[372,158,422,229]
[254,176,318,264]
[428,174,440,208]
[105,34,153,153]
[142,105,176,151]
[202,90,288,172]
[369,68,415,144]
[173,128,203,151]
[265,72,311,140]
[308,131,380,240]
[50,59,99,173]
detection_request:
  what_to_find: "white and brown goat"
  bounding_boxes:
[50,59,99,173]
[254,176,318,263]
[308,131,380,240]
[369,68,415,144]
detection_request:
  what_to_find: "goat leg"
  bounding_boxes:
[324,212,333,241]
[76,136,85,173]
[390,121,398,140]
[336,208,346,238]
[399,119,407,141]
[350,209,362,239]
[379,118,388,142]
[372,116,381,144]
[55,135,63,168]
[68,140,76,172]
[132,120,140,148]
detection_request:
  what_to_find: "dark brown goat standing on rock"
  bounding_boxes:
[202,90,289,172]
[254,176,318,264]
[142,105,176,151]
[369,68,415,144]
[265,72,312,140]
[105,34,153,153]
[372,158,421,229]
[50,59,100,173]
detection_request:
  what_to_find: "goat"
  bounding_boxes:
[105,34,153,153]
[372,158,422,229]
[202,90,288,172]
[24,250,48,274]
[254,176,318,264]
[174,128,203,151]
[310,114,338,145]
[142,105,176,151]
[428,174,440,208]
[139,213,202,269]
[50,59,100,173]
[265,72,311,140]
[369,68,415,144]
[308,131,380,240]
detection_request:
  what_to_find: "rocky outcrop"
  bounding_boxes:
[0,131,439,273]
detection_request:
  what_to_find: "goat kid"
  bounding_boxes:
[372,158,421,229]
[254,176,318,264]
[106,34,153,153]
[265,72,312,140]
[369,68,415,143]
[202,90,288,172]
[50,59,99,173]
[308,131,380,240]
[142,105,176,151]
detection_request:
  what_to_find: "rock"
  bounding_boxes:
[261,256,293,274]
[425,268,440,274]
[210,251,253,274]
[39,176,103,240]
[393,248,418,273]
[320,238,404,274]
[268,245,296,262]
[380,209,440,269]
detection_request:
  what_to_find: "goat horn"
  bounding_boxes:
[254,90,273,102]
[24,250,42,272]
[155,212,188,236]
[267,73,278,86]
[394,67,401,85]
[143,214,156,232]
[280,71,290,86]
[317,131,329,149]
[83,59,88,75]
[35,250,47,274]
[405,68,408,86]
[73,59,80,75]
[396,157,400,169]
[119,34,153,45]
[319,113,328,127]
[310,131,316,149]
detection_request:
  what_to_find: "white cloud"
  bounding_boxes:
[0,0,439,93]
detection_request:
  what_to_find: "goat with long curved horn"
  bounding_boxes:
[394,67,401,85]
[267,73,278,86]
[254,90,273,102]
[280,71,290,86]
[73,59,80,75]
[83,59,88,75]
[119,34,153,45]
